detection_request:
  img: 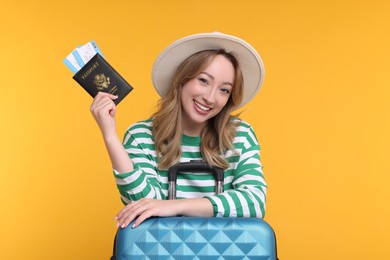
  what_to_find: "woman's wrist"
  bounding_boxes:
[174,198,214,217]
[102,130,120,144]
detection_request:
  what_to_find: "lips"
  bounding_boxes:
[194,100,211,115]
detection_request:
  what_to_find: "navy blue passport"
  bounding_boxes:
[72,53,133,105]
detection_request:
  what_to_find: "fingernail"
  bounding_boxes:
[132,224,136,229]
[121,224,126,228]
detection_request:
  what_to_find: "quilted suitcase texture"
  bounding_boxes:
[114,217,277,259]
[111,161,277,259]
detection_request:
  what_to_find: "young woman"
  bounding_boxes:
[90,32,267,229]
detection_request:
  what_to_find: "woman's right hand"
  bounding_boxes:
[90,92,118,137]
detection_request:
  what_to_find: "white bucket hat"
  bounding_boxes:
[152,32,265,109]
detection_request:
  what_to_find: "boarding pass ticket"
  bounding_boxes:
[63,40,104,74]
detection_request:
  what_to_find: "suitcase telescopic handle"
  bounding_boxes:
[167,161,224,200]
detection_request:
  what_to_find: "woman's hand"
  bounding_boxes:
[90,92,118,137]
[115,198,214,228]
[115,198,180,229]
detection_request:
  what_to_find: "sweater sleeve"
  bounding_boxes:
[113,120,165,205]
[206,122,267,218]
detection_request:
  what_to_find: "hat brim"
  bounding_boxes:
[152,32,264,109]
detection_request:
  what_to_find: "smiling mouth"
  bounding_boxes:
[194,101,211,111]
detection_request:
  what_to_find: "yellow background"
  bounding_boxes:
[1,0,389,259]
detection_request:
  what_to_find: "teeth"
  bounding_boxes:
[195,101,210,111]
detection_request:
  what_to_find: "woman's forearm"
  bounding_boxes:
[103,132,134,173]
[174,198,214,217]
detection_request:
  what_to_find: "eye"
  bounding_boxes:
[198,77,209,85]
[220,87,231,94]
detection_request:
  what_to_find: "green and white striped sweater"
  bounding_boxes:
[113,118,267,218]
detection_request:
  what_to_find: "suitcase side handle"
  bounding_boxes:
[167,161,224,199]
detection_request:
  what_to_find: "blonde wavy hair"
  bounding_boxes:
[152,49,244,170]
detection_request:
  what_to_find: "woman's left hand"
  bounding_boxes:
[115,198,179,229]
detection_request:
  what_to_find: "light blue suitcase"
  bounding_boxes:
[111,161,278,259]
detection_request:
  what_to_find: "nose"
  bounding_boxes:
[202,87,217,105]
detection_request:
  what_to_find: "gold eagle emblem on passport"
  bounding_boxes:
[93,73,110,90]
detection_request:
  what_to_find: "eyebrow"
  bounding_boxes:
[200,72,233,87]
